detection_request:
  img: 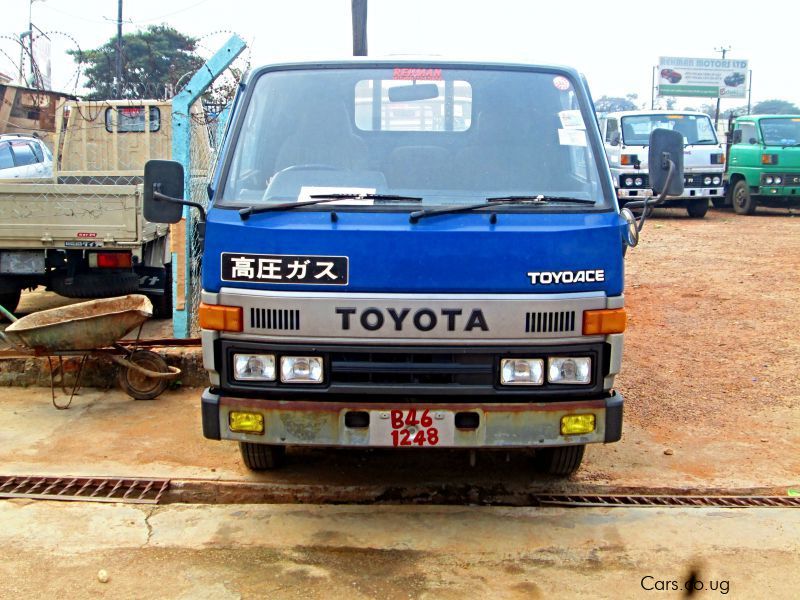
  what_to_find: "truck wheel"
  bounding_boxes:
[0,289,21,316]
[51,272,139,299]
[686,199,709,218]
[732,180,757,215]
[534,445,585,476]
[147,263,173,320]
[239,442,286,470]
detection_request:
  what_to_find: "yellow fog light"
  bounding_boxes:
[229,411,264,434]
[560,414,596,436]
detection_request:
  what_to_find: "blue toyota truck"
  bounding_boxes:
[143,59,683,475]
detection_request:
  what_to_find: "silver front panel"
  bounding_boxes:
[208,289,614,346]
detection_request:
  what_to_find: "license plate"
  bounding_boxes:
[0,251,45,274]
[369,409,455,447]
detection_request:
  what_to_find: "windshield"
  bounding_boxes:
[218,66,609,210]
[620,114,718,146]
[759,117,800,146]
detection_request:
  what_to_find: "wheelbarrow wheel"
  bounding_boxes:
[118,350,169,400]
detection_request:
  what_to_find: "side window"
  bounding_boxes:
[105,106,161,133]
[11,142,38,167]
[605,119,619,143]
[737,123,757,145]
[0,143,14,170]
[30,142,44,163]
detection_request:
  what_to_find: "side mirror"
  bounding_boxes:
[648,128,684,196]
[620,207,639,248]
[143,159,185,224]
[748,137,758,145]
[609,131,621,146]
[731,129,743,144]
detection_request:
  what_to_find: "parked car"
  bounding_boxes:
[0,134,53,179]
[660,69,682,84]
[724,72,745,87]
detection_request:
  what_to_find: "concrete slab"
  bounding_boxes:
[0,500,796,598]
[0,386,797,497]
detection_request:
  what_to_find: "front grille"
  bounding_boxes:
[250,307,300,330]
[330,350,493,386]
[220,341,606,397]
[760,173,800,186]
[684,173,721,188]
[525,311,576,334]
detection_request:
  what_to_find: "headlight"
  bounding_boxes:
[712,176,721,185]
[774,176,782,184]
[765,176,774,184]
[624,177,633,187]
[280,356,324,383]
[500,358,544,385]
[634,177,643,186]
[703,176,712,185]
[233,353,276,381]
[548,357,592,385]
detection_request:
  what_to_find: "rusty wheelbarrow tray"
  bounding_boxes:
[0,295,180,408]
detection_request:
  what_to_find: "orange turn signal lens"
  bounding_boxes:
[199,303,243,332]
[583,308,627,335]
[620,154,637,166]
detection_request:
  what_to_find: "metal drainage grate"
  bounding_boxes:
[533,494,800,508]
[0,476,170,504]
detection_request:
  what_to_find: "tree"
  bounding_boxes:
[69,25,204,100]
[751,99,800,115]
[594,96,638,113]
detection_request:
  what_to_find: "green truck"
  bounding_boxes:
[723,114,800,214]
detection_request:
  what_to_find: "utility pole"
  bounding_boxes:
[352,0,367,57]
[115,0,123,98]
[713,45,731,128]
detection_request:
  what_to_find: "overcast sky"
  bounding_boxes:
[2,0,799,110]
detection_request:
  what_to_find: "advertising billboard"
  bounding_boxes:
[657,56,748,99]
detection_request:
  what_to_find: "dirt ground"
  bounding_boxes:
[0,206,798,491]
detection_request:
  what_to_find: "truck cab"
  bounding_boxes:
[725,115,800,214]
[144,59,683,476]
[600,110,724,218]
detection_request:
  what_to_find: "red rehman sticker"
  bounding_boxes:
[393,68,442,81]
[553,76,571,91]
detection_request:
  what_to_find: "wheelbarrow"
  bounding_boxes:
[0,295,180,409]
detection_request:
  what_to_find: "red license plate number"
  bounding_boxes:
[369,409,454,447]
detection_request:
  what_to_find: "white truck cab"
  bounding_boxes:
[599,110,725,218]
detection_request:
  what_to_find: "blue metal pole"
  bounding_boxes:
[171,34,246,338]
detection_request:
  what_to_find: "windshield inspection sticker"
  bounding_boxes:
[552,76,571,91]
[298,187,376,205]
[558,128,587,147]
[221,253,348,285]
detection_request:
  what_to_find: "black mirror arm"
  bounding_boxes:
[625,158,675,234]
[153,188,206,222]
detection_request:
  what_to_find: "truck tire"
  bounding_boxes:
[50,272,139,299]
[0,289,21,316]
[732,180,757,215]
[534,445,585,476]
[239,442,286,470]
[147,263,173,320]
[686,199,709,218]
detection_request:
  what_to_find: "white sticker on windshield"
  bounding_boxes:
[298,187,376,205]
[558,110,585,129]
[558,128,587,147]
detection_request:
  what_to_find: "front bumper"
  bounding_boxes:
[201,388,624,448]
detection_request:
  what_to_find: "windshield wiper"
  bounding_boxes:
[409,195,595,223]
[239,193,421,220]
[688,139,716,144]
